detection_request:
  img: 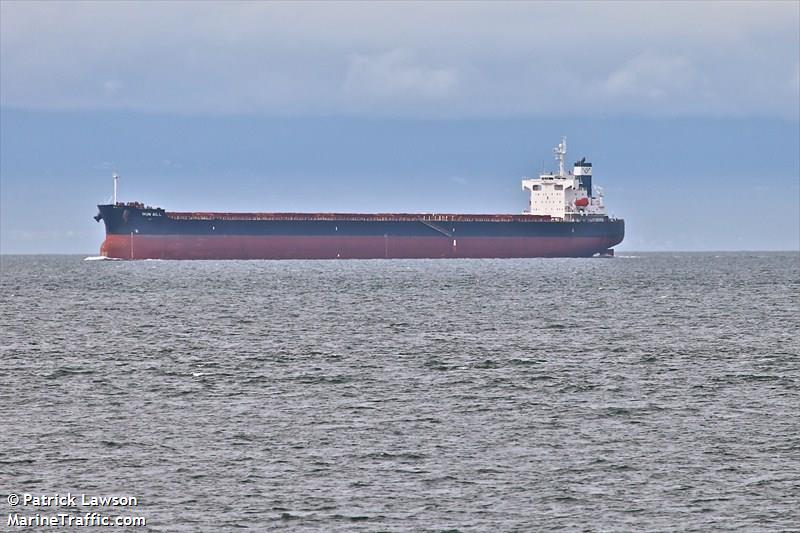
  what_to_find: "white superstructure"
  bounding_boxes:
[522,137,606,219]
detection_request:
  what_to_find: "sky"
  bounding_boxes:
[1,0,798,253]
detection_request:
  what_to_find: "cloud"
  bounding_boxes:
[600,53,698,101]
[0,1,797,118]
[103,80,123,95]
[344,50,458,102]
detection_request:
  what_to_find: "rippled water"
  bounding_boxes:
[1,253,799,531]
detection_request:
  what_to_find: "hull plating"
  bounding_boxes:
[101,234,620,260]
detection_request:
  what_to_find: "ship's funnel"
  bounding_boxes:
[573,157,592,197]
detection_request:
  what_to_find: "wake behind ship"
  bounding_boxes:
[94,138,624,260]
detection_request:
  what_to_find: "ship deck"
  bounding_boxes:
[164,212,554,223]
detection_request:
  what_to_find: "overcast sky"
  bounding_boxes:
[1,1,798,253]
[2,1,798,118]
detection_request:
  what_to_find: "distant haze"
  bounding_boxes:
[1,1,798,253]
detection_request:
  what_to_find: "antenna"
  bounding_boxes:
[553,136,567,176]
[113,173,120,204]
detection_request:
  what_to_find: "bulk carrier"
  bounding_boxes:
[94,138,624,259]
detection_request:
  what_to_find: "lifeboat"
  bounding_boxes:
[575,197,590,207]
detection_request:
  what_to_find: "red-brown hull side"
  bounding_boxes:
[101,235,618,260]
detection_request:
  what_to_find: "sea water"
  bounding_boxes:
[1,253,798,531]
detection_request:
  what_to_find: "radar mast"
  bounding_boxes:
[553,136,567,176]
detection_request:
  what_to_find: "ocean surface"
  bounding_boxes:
[1,253,798,531]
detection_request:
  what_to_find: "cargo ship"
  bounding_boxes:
[94,138,624,259]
